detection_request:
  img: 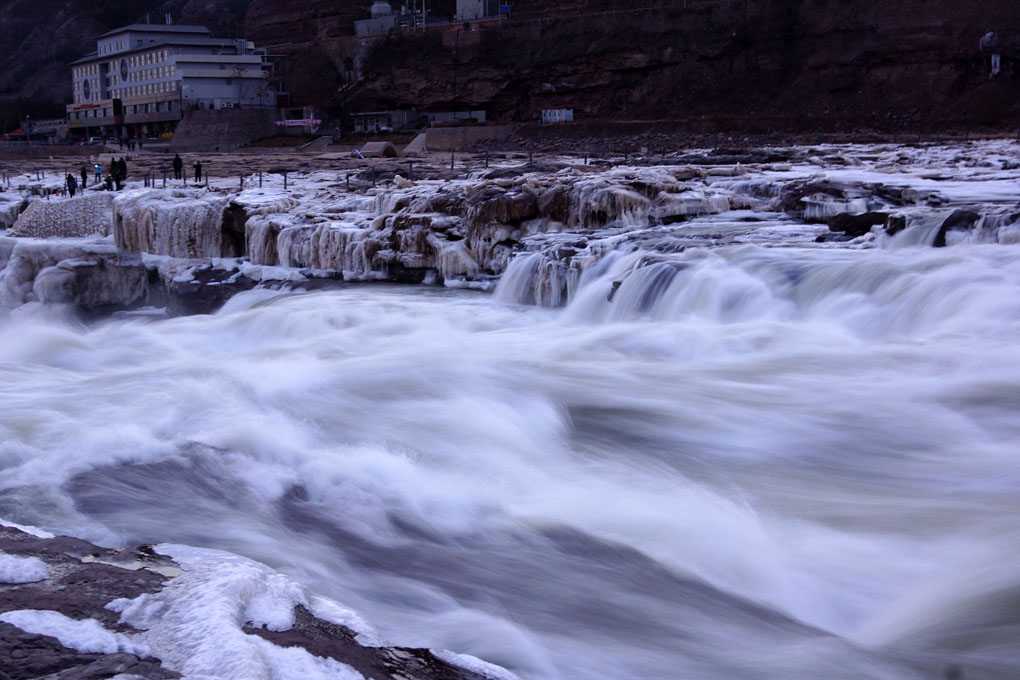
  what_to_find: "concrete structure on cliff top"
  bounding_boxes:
[67,23,277,141]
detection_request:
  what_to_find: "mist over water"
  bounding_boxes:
[1,243,1019,679]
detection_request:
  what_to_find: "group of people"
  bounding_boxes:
[171,154,204,182]
[62,154,205,197]
[118,138,144,151]
[64,159,128,195]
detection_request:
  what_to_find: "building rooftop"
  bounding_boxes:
[69,37,255,65]
[98,24,210,38]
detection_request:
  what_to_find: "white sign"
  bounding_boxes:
[275,119,321,127]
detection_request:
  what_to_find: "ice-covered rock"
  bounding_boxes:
[113,189,235,259]
[9,193,114,239]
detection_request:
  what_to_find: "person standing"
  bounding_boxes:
[94,163,102,182]
[80,165,88,189]
[193,160,202,183]
[173,154,183,180]
[111,157,123,190]
[65,174,77,197]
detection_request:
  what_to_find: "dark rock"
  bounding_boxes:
[827,211,889,237]
[246,606,489,680]
[779,182,847,214]
[0,623,178,680]
[0,526,180,679]
[424,191,467,216]
[537,185,573,223]
[221,203,250,258]
[885,215,908,236]
[934,210,981,247]
[0,528,172,631]
[467,187,538,227]
[163,266,258,315]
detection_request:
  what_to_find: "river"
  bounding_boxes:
[0,241,1018,679]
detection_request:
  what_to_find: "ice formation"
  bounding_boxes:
[0,139,1017,314]
[9,193,113,239]
[113,189,235,259]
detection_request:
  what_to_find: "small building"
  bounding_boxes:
[456,0,501,21]
[427,110,487,125]
[66,23,276,141]
[541,108,574,123]
[352,110,420,133]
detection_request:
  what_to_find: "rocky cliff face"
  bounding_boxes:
[3,0,1019,130]
[243,0,370,45]
[359,0,1020,128]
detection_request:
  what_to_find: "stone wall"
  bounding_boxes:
[425,126,515,151]
[8,193,113,239]
[170,109,279,152]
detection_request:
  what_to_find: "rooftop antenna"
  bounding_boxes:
[166,13,172,25]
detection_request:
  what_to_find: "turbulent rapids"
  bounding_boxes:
[0,141,1019,679]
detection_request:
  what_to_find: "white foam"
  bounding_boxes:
[0,552,50,583]
[0,517,55,538]
[0,609,150,657]
[106,544,377,680]
[433,649,522,680]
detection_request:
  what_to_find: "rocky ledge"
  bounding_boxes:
[0,522,512,680]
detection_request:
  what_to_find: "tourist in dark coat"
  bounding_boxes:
[111,157,125,190]
[173,154,183,180]
[193,160,202,183]
[80,165,88,189]
[65,174,77,197]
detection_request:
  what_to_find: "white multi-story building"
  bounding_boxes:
[67,23,276,140]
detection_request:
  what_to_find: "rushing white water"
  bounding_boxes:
[0,242,1018,679]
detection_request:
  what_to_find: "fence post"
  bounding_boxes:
[450,151,455,171]
[584,153,588,165]
[239,175,244,190]
[259,172,263,188]
[283,172,287,190]
[528,151,533,164]
[163,171,167,188]
[407,161,413,181]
